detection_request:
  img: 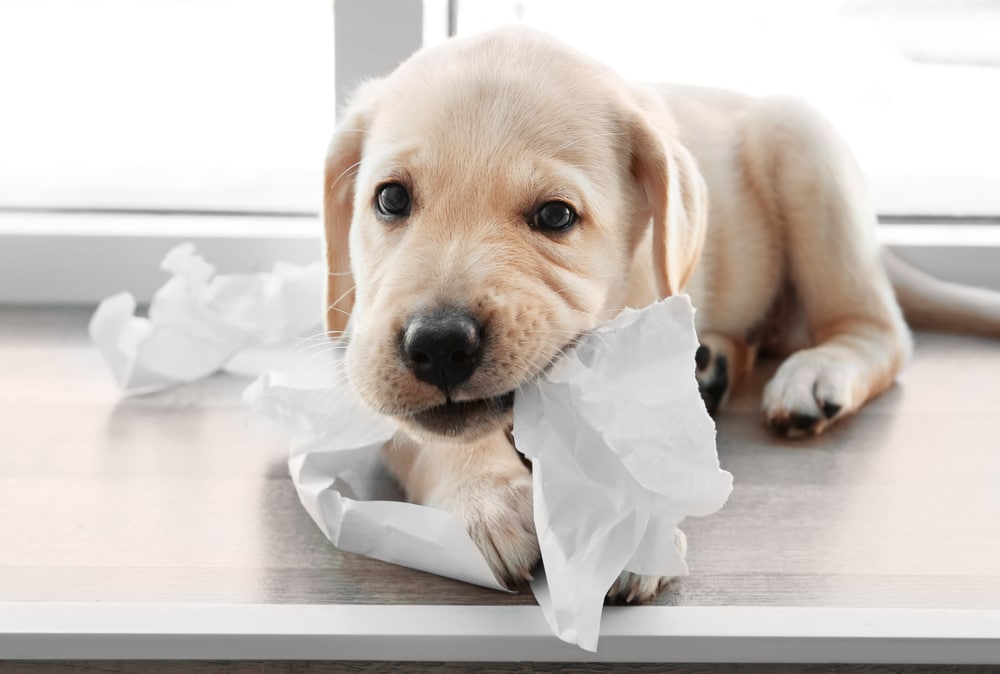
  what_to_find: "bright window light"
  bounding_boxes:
[2,1,998,218]
[0,0,335,213]
[457,0,1000,216]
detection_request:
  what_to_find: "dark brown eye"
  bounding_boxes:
[376,183,411,217]
[531,201,576,232]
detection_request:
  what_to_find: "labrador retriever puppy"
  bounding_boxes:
[322,27,1000,598]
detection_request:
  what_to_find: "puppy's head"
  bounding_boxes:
[325,28,707,442]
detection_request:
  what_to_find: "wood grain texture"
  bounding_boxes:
[0,306,999,610]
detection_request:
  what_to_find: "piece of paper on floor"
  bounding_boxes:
[90,243,324,394]
[246,294,732,652]
[244,350,508,591]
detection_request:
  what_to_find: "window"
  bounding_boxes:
[0,0,335,214]
[0,0,341,303]
[1,0,997,304]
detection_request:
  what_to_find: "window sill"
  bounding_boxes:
[0,212,322,304]
[3,603,997,662]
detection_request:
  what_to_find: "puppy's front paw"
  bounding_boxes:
[695,335,733,415]
[763,349,852,437]
[606,571,673,603]
[448,471,540,588]
[606,528,687,604]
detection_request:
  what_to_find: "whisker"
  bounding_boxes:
[327,284,356,311]
[329,160,362,191]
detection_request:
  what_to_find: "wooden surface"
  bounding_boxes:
[1,306,999,609]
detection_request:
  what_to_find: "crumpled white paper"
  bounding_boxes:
[89,243,324,394]
[244,352,508,591]
[513,297,734,649]
[245,295,733,652]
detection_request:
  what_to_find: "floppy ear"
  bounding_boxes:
[629,105,709,296]
[323,81,380,336]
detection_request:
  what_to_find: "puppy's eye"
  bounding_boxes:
[531,201,576,232]
[375,183,411,217]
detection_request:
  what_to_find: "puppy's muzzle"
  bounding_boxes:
[402,308,483,393]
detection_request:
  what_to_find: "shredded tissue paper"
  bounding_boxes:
[92,244,733,651]
[89,243,324,394]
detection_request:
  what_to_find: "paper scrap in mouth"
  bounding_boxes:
[513,295,733,649]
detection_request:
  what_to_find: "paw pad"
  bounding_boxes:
[695,344,711,371]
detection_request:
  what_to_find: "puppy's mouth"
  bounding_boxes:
[403,391,515,438]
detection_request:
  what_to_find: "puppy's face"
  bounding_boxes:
[327,30,705,442]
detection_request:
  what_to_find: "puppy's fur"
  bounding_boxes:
[323,28,1000,598]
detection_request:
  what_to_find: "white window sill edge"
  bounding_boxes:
[1,603,998,663]
[0,213,999,304]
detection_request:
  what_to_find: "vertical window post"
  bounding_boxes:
[334,0,428,115]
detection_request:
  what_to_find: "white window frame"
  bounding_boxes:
[0,0,998,304]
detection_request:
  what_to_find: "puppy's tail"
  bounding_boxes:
[883,248,1000,337]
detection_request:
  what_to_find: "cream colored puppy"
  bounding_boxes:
[323,27,1000,598]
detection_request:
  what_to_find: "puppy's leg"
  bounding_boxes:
[744,97,913,437]
[687,190,782,415]
[606,528,687,603]
[381,428,539,587]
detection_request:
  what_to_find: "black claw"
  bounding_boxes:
[770,416,791,435]
[821,401,842,419]
[695,344,710,371]
[789,413,819,432]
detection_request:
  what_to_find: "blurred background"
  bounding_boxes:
[459,0,1000,217]
[1,0,998,300]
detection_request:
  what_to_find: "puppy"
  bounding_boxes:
[322,27,1000,598]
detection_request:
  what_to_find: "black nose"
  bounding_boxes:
[402,309,483,392]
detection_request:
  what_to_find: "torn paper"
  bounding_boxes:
[246,294,732,652]
[90,243,324,394]
[245,350,508,590]
[513,295,733,650]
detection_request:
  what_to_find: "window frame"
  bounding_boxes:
[3,602,998,663]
